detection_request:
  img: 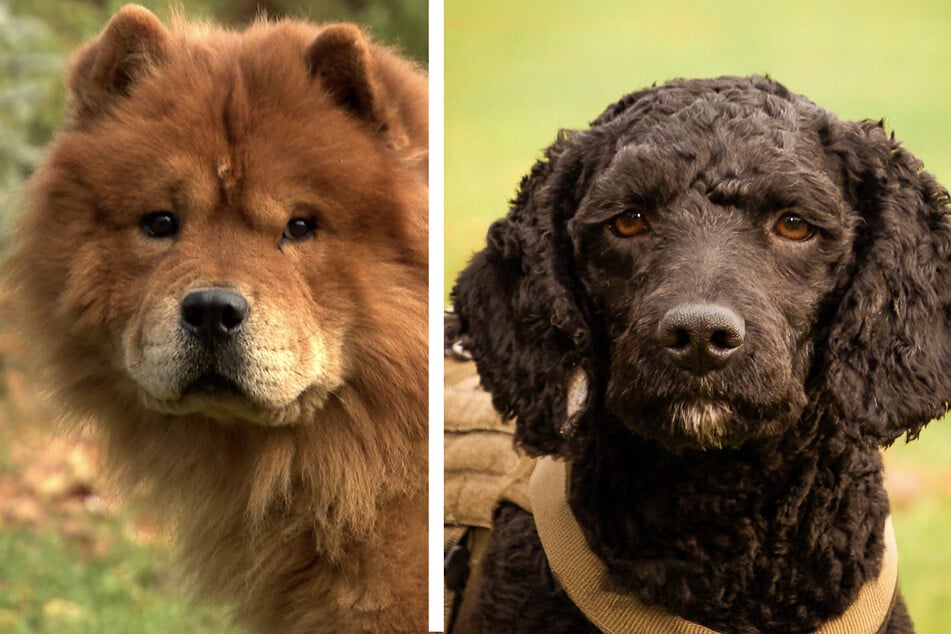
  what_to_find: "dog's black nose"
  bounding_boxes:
[181,288,249,342]
[658,304,745,375]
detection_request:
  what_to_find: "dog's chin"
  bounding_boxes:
[616,398,791,452]
[134,373,329,427]
[667,400,735,449]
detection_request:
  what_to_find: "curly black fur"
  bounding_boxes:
[452,76,951,633]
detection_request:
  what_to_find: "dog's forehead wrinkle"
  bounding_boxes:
[603,151,772,215]
[210,62,254,206]
[213,147,244,206]
[605,143,693,192]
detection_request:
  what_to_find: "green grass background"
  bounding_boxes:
[445,0,951,290]
[0,526,232,633]
[446,1,951,631]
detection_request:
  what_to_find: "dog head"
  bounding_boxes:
[11,6,428,427]
[454,76,951,455]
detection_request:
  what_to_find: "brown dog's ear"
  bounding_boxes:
[823,119,951,445]
[306,25,405,143]
[66,4,169,125]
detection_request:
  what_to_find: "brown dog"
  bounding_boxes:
[9,5,428,633]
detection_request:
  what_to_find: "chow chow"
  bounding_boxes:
[9,5,428,633]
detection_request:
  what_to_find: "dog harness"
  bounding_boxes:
[530,456,900,634]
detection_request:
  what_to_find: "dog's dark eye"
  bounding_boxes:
[283,218,316,241]
[609,211,649,238]
[140,211,179,238]
[773,214,815,241]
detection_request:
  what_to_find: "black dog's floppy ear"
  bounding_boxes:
[452,133,602,457]
[824,119,951,445]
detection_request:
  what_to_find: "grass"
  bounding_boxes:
[892,487,951,629]
[445,2,951,630]
[0,368,237,633]
[886,421,951,630]
[0,525,233,634]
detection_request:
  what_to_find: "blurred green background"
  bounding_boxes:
[0,1,424,632]
[446,1,951,632]
[445,0,951,289]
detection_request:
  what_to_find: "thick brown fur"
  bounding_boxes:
[8,6,427,633]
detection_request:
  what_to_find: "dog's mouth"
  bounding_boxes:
[182,372,246,398]
[136,370,317,426]
[608,389,797,452]
[605,340,807,450]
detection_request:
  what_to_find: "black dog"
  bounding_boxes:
[452,76,951,633]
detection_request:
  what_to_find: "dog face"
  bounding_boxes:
[12,8,428,428]
[106,84,418,425]
[568,94,856,449]
[454,76,951,455]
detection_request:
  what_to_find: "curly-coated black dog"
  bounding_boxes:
[452,76,951,633]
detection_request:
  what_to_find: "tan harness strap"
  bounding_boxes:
[529,456,899,634]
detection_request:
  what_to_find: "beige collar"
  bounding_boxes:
[529,456,899,634]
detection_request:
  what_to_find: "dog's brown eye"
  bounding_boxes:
[610,211,649,238]
[140,211,179,238]
[774,214,815,241]
[283,218,316,241]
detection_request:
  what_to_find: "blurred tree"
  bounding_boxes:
[0,2,62,241]
[6,0,427,61]
[203,0,427,63]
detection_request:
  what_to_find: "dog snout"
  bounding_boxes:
[180,287,249,343]
[658,304,745,376]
